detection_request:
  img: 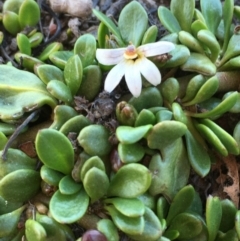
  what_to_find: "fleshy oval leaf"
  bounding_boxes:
[128,207,163,241]
[0,205,26,238]
[25,219,47,241]
[78,125,112,156]
[0,169,40,202]
[83,167,109,202]
[181,52,216,76]
[104,197,145,217]
[36,129,74,175]
[40,165,64,186]
[74,34,96,68]
[170,0,195,32]
[64,54,83,95]
[118,142,145,163]
[80,156,105,181]
[0,65,56,122]
[168,212,203,240]
[158,6,181,33]
[50,189,89,223]
[59,175,82,195]
[105,205,144,235]
[97,219,119,241]
[107,163,151,198]
[147,121,187,150]
[118,1,148,46]
[18,0,40,28]
[35,64,64,84]
[116,125,152,144]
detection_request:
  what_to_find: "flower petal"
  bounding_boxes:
[125,60,142,97]
[96,48,125,65]
[136,57,161,86]
[104,61,126,93]
[138,41,175,57]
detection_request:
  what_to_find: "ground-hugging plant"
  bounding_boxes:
[1,0,240,240]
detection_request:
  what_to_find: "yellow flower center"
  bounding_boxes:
[124,44,138,60]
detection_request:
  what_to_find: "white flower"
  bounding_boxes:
[96,41,175,97]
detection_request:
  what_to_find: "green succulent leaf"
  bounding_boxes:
[18,0,40,28]
[185,130,211,177]
[116,125,152,144]
[219,199,237,233]
[0,132,8,150]
[128,207,163,241]
[78,125,112,156]
[47,80,73,104]
[236,210,240,240]
[189,91,238,118]
[216,230,239,241]
[168,212,203,240]
[105,205,144,235]
[181,52,216,76]
[0,148,37,179]
[83,167,109,202]
[147,121,187,150]
[77,65,102,101]
[80,156,105,181]
[206,195,222,241]
[104,198,145,217]
[38,42,63,62]
[0,65,56,122]
[2,11,21,35]
[148,138,190,200]
[29,32,43,48]
[118,142,145,163]
[40,165,64,186]
[59,114,91,136]
[14,52,44,70]
[36,64,65,85]
[49,51,74,69]
[161,44,190,68]
[160,77,179,104]
[135,109,156,126]
[141,25,158,44]
[16,33,31,55]
[183,75,219,106]
[97,219,119,241]
[170,0,195,32]
[97,21,109,48]
[25,219,47,241]
[92,9,124,46]
[59,175,82,195]
[3,0,24,13]
[0,169,40,202]
[0,205,26,238]
[36,213,75,240]
[166,185,195,224]
[118,1,148,46]
[219,34,240,66]
[50,105,77,130]
[182,74,206,103]
[200,0,222,34]
[108,163,151,198]
[74,34,96,68]
[64,54,83,95]
[129,87,163,112]
[178,31,205,54]
[50,189,89,223]
[36,129,74,175]
[158,6,181,33]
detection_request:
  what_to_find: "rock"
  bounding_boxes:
[49,0,92,18]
